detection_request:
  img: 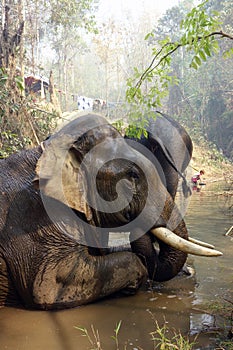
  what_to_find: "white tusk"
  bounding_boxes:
[151,227,223,257]
[188,237,215,249]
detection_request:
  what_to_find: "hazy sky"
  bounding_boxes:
[97,0,180,21]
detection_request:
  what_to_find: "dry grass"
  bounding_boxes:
[191,141,233,184]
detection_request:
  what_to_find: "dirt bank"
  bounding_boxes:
[190,141,233,184]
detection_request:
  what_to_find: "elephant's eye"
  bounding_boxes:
[128,169,140,180]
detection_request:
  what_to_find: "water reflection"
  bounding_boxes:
[0,183,232,349]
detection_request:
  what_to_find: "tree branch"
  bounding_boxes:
[210,30,233,40]
[132,30,233,98]
[134,42,181,92]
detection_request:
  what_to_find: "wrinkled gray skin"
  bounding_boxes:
[126,112,193,280]
[125,111,193,200]
[0,114,191,310]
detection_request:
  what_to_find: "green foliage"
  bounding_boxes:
[126,41,178,129]
[203,299,233,348]
[125,0,233,135]
[45,0,98,33]
[74,322,123,350]
[0,131,31,158]
[151,321,196,349]
[74,325,102,350]
[0,68,59,158]
[180,1,221,69]
[74,319,197,350]
[111,321,122,350]
[124,124,148,139]
[223,46,233,58]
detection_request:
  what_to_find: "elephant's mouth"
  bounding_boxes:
[151,227,222,257]
[91,201,143,229]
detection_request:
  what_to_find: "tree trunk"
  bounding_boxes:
[49,71,62,117]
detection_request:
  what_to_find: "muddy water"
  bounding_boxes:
[0,183,232,350]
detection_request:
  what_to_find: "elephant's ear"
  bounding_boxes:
[33,113,110,221]
[61,149,93,221]
[34,143,92,221]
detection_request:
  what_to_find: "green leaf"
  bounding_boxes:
[194,55,202,66]
[115,320,122,335]
[145,32,154,40]
[15,76,24,91]
[199,50,206,61]
[204,45,211,57]
[190,61,198,70]
[223,47,233,59]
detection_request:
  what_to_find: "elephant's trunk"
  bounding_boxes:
[130,195,222,282]
[130,221,188,282]
[151,219,189,281]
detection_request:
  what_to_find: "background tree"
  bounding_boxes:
[1,0,233,160]
[0,0,98,157]
[126,0,233,160]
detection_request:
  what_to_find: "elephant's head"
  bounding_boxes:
[34,113,222,281]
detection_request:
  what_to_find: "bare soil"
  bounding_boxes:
[191,141,233,185]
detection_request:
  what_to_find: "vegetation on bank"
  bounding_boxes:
[1,0,233,161]
[191,139,233,184]
[75,319,197,350]
[75,307,233,349]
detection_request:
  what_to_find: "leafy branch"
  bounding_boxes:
[133,30,233,95]
[126,0,233,119]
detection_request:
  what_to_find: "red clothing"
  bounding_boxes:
[191,173,201,183]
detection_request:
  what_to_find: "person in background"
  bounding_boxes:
[191,170,205,184]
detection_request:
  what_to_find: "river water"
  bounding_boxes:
[0,182,232,350]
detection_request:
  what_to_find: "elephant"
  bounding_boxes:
[125,111,193,201]
[124,111,193,273]
[0,113,221,310]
